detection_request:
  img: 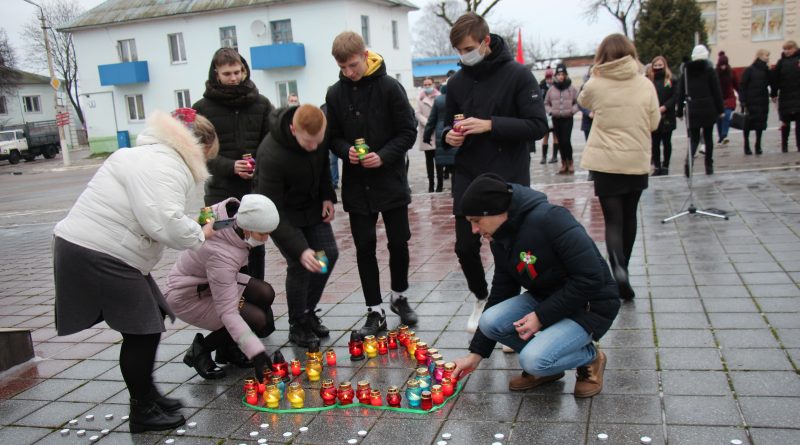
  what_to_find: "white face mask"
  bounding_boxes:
[245,236,265,247]
[460,42,485,67]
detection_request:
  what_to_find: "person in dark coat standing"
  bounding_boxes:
[771,40,800,152]
[451,174,620,397]
[647,56,678,175]
[442,13,549,333]
[325,31,418,336]
[715,51,738,145]
[423,84,455,192]
[676,45,724,176]
[740,49,771,155]
[193,48,274,283]
[256,105,338,346]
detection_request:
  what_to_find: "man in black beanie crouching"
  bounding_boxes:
[451,173,620,397]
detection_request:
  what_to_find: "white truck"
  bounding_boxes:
[0,121,60,164]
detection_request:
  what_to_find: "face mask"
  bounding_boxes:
[460,42,485,67]
[245,236,265,247]
[424,87,434,94]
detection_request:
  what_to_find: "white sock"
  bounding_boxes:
[368,304,384,314]
[390,291,403,304]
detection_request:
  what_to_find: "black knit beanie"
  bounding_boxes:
[460,173,513,216]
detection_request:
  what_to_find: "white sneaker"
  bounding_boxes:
[466,298,487,334]
[501,344,515,353]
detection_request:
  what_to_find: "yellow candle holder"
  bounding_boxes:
[306,358,322,382]
[363,335,378,358]
[286,382,306,409]
[264,384,281,409]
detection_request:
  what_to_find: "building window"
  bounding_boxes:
[175,90,191,108]
[23,95,41,113]
[392,20,399,49]
[276,80,298,107]
[0,96,7,115]
[361,15,370,46]
[220,26,238,50]
[270,19,293,44]
[117,39,138,62]
[752,0,784,41]
[125,94,145,121]
[698,1,717,44]
[168,33,186,63]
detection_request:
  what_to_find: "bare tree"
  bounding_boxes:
[21,0,85,125]
[412,1,464,57]
[583,0,643,38]
[0,28,19,95]
[434,0,505,26]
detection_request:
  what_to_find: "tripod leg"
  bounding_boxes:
[661,211,691,223]
[695,210,729,220]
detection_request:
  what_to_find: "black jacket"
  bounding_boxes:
[193,57,274,205]
[740,59,771,130]
[443,34,548,215]
[325,53,416,215]
[676,60,724,129]
[651,72,677,132]
[771,51,800,118]
[468,184,620,358]
[255,107,336,259]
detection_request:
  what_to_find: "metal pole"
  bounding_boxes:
[24,0,70,166]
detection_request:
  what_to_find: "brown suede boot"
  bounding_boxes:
[557,160,568,174]
[574,350,607,398]
[509,371,565,391]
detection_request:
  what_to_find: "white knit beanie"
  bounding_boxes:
[691,45,710,61]
[236,194,279,233]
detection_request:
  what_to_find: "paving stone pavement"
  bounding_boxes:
[0,120,798,444]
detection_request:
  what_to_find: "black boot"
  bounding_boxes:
[435,176,443,192]
[705,160,714,175]
[307,309,330,338]
[183,334,225,380]
[549,144,559,163]
[215,341,254,368]
[661,167,669,176]
[540,144,548,164]
[289,316,320,347]
[129,398,185,433]
[744,137,752,155]
[428,177,434,193]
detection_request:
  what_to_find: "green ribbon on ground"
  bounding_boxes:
[242,382,463,415]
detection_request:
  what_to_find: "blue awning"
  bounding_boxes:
[412,63,460,78]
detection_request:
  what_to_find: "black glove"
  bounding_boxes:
[253,351,271,381]
[423,138,431,145]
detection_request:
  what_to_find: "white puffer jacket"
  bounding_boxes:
[54,111,210,274]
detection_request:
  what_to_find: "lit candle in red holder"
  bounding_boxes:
[420,390,433,411]
[369,389,382,406]
[433,360,445,384]
[377,336,389,355]
[444,362,457,383]
[320,379,337,406]
[290,359,302,377]
[337,381,354,405]
[356,380,372,404]
[430,385,444,405]
[441,377,454,397]
[414,342,429,365]
[325,349,337,366]
[271,350,288,380]
[245,388,258,405]
[349,330,365,361]
[243,378,256,394]
[404,331,416,348]
[387,331,399,349]
[386,386,402,407]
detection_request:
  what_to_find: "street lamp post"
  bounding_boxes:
[23,0,71,167]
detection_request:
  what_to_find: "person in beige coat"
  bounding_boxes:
[578,34,660,301]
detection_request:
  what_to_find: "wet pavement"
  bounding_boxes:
[0,119,798,444]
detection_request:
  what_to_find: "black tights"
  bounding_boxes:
[204,278,276,352]
[120,332,161,401]
[651,130,673,169]
[599,191,643,274]
[780,114,800,151]
[743,129,763,152]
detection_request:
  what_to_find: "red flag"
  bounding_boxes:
[515,29,525,64]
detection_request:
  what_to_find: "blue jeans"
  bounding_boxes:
[716,108,733,141]
[479,293,596,376]
[329,151,339,187]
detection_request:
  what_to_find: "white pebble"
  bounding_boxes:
[104,414,114,420]
[641,437,652,444]
[283,432,292,438]
[165,440,175,445]
[89,435,100,442]
[101,429,110,435]
[299,426,308,432]
[442,433,452,439]
[437,441,447,445]
[348,440,357,445]
[494,433,505,439]
[68,419,78,425]
[597,433,609,440]
[121,415,129,421]
[731,441,743,445]
[358,430,367,437]
[260,423,269,429]
[258,439,267,444]
[76,430,86,437]
[250,431,259,437]
[176,429,186,435]
[187,421,197,428]
[85,414,94,421]
[59,429,69,436]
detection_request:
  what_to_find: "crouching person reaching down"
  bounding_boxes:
[166,194,280,382]
[452,174,620,397]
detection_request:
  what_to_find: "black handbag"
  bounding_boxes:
[730,111,747,130]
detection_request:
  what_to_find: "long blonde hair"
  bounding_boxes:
[646,55,672,84]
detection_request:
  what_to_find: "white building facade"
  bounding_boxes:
[0,71,60,127]
[63,0,417,153]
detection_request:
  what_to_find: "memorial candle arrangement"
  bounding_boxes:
[377,336,389,355]
[406,379,421,408]
[363,335,378,358]
[325,349,337,366]
[337,381,355,405]
[307,341,323,363]
[272,350,289,380]
[387,331,399,349]
[290,359,302,377]
[348,331,365,361]
[356,381,372,404]
[414,342,429,365]
[243,378,256,394]
[271,375,285,398]
[420,391,433,411]
[386,386,402,407]
[444,362,457,383]
[320,379,337,406]
[397,326,409,346]
[441,377,454,397]
[433,360,445,384]
[369,389,382,406]
[286,382,306,409]
[306,358,322,382]
[264,384,281,408]
[416,368,432,391]
[245,388,258,405]
[407,336,419,356]
[427,348,439,368]
[430,385,444,405]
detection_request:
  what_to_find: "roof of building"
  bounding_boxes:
[61,0,418,32]
[0,68,54,86]
[412,63,460,79]
[413,55,460,63]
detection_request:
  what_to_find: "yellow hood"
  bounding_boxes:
[364,51,384,77]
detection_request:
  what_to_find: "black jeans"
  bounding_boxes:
[780,111,800,151]
[349,206,410,307]
[688,126,714,170]
[274,222,339,324]
[552,117,574,161]
[651,130,673,169]
[424,150,440,183]
[455,215,488,300]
